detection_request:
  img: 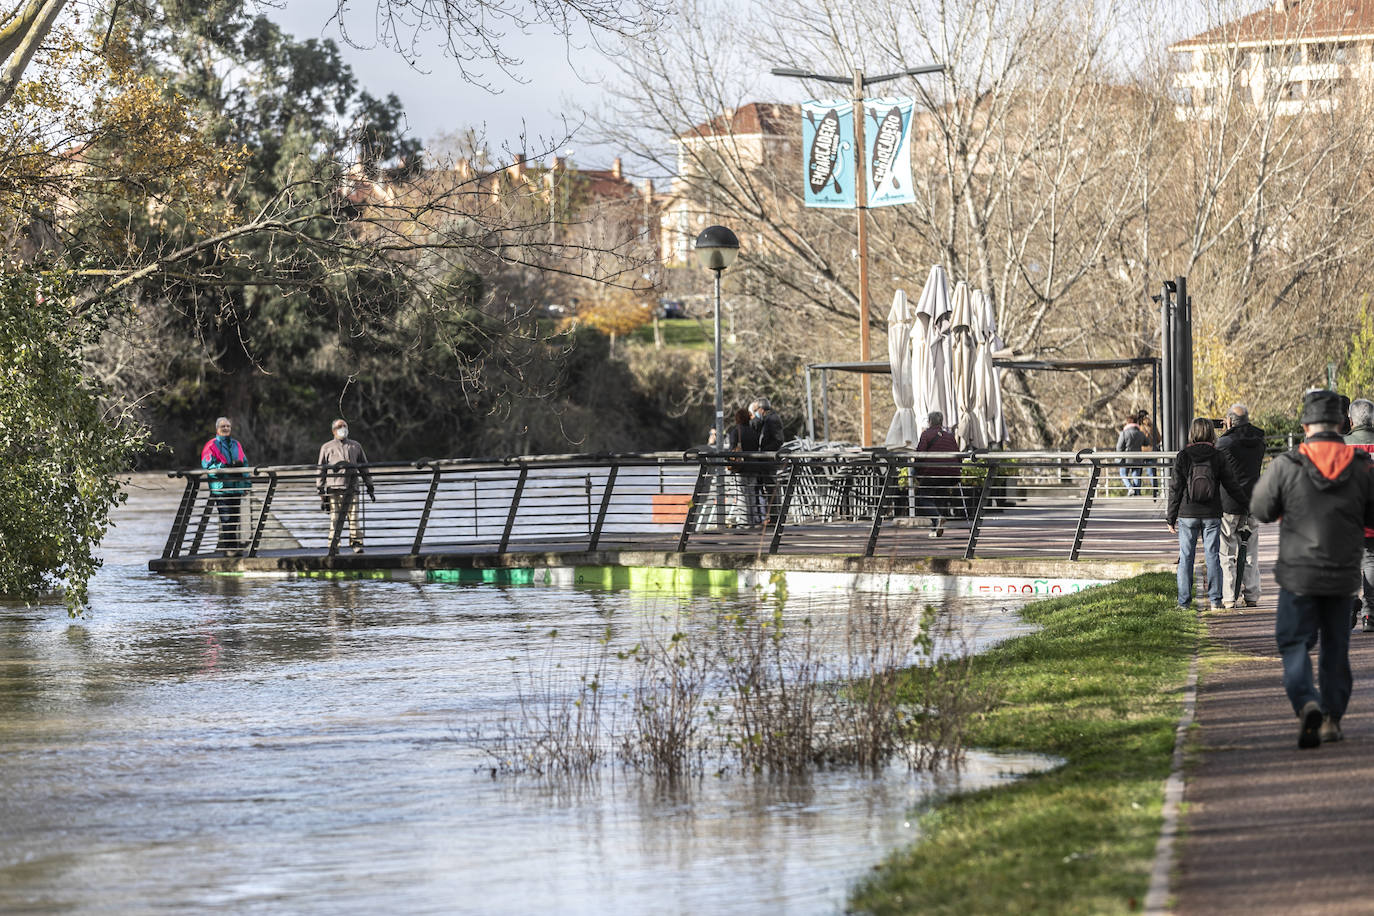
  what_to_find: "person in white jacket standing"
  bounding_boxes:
[317,419,375,553]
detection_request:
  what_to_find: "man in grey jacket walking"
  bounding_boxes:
[1251,390,1374,748]
[317,419,375,553]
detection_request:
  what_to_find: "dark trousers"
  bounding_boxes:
[1360,537,1374,618]
[1275,589,1353,720]
[213,492,244,548]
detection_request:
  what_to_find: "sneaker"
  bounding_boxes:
[1321,716,1344,743]
[352,545,365,554]
[929,522,945,538]
[1209,603,1227,611]
[1222,601,1237,609]
[1244,599,1259,608]
[1299,701,1324,749]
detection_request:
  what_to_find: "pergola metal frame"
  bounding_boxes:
[802,357,1161,443]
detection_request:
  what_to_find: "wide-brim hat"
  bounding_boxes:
[1300,389,1345,426]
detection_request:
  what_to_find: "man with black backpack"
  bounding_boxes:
[1252,389,1374,748]
[1167,417,1248,611]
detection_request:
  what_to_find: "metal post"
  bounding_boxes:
[963,461,997,560]
[189,495,214,555]
[247,473,277,557]
[712,267,725,449]
[805,365,815,440]
[589,465,618,551]
[712,267,726,526]
[498,465,529,554]
[821,370,831,441]
[411,465,442,555]
[854,69,873,447]
[163,476,200,559]
[768,459,801,554]
[1160,283,1173,450]
[679,461,714,552]
[1070,461,1102,561]
[1177,275,1193,436]
[865,459,895,557]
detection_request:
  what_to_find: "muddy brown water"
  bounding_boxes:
[0,475,1051,914]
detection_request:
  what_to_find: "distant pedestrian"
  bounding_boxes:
[916,411,961,538]
[317,419,375,553]
[727,406,762,526]
[1116,411,1147,496]
[1251,389,1374,747]
[1138,411,1161,497]
[1216,404,1266,608]
[1167,417,1247,610]
[1346,397,1374,632]
[200,416,250,552]
[749,397,785,450]
[749,398,785,522]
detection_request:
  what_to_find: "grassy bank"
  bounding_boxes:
[851,572,1194,915]
[627,318,711,350]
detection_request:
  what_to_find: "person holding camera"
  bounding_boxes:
[317,419,375,553]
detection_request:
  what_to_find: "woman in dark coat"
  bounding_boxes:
[1167,417,1247,608]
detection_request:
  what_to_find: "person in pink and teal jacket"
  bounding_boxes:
[201,416,250,551]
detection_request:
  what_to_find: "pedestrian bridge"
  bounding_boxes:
[149,448,1181,575]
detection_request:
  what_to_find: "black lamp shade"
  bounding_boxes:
[694,225,740,270]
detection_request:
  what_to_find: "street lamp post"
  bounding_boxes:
[695,225,740,529]
[771,63,944,447]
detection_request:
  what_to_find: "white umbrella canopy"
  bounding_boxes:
[950,282,986,449]
[972,289,1007,446]
[884,288,919,447]
[912,265,953,434]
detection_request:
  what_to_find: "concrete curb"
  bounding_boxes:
[1145,645,1200,915]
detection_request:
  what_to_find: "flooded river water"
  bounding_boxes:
[0,476,1049,914]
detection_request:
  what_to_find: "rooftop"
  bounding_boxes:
[1172,0,1374,50]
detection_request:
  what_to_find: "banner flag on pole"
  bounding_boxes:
[865,97,916,207]
[801,99,855,208]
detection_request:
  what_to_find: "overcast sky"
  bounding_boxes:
[265,0,621,169]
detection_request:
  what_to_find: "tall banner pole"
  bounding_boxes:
[853,70,872,447]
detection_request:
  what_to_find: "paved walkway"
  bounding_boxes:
[1174,523,1374,913]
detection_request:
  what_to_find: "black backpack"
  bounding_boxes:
[1187,455,1217,503]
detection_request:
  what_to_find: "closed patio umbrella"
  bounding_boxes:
[949,281,985,449]
[912,265,953,434]
[885,289,919,447]
[972,289,1007,446]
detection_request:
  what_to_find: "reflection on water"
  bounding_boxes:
[0,475,1049,914]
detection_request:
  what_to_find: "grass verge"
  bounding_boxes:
[850,572,1195,915]
[626,318,711,350]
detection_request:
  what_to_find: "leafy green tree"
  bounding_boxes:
[1339,298,1374,399]
[0,270,145,611]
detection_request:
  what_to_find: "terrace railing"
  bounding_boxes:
[159,449,1182,563]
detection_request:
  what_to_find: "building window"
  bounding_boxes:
[1308,42,1350,64]
[1265,45,1300,68]
[1282,81,1305,100]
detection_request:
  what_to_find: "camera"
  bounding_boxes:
[1211,418,1226,429]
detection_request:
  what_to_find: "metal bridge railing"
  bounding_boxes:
[159,449,1181,563]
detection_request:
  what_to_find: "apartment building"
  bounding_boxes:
[660,102,798,265]
[1170,0,1374,119]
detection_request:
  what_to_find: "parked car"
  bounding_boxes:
[658,300,685,319]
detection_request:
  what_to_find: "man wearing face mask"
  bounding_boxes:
[317,418,375,553]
